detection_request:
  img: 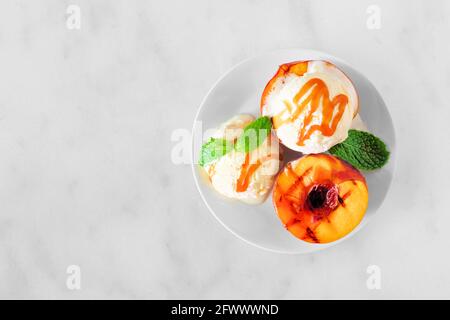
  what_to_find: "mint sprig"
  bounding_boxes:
[198,116,272,167]
[329,129,389,171]
[234,116,272,153]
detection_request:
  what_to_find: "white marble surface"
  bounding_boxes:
[0,0,449,299]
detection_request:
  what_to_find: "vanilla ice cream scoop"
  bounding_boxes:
[261,60,359,154]
[202,115,280,204]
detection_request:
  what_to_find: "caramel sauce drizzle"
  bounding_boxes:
[236,153,262,193]
[274,78,349,146]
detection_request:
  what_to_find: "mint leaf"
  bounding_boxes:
[199,138,233,167]
[329,129,390,170]
[234,116,272,153]
[199,116,272,166]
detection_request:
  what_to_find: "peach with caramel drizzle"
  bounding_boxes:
[261,60,359,154]
[273,154,368,243]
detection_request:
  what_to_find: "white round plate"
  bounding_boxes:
[192,49,396,254]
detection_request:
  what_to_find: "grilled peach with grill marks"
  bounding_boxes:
[273,154,368,243]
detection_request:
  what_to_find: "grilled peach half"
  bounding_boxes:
[273,154,368,243]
